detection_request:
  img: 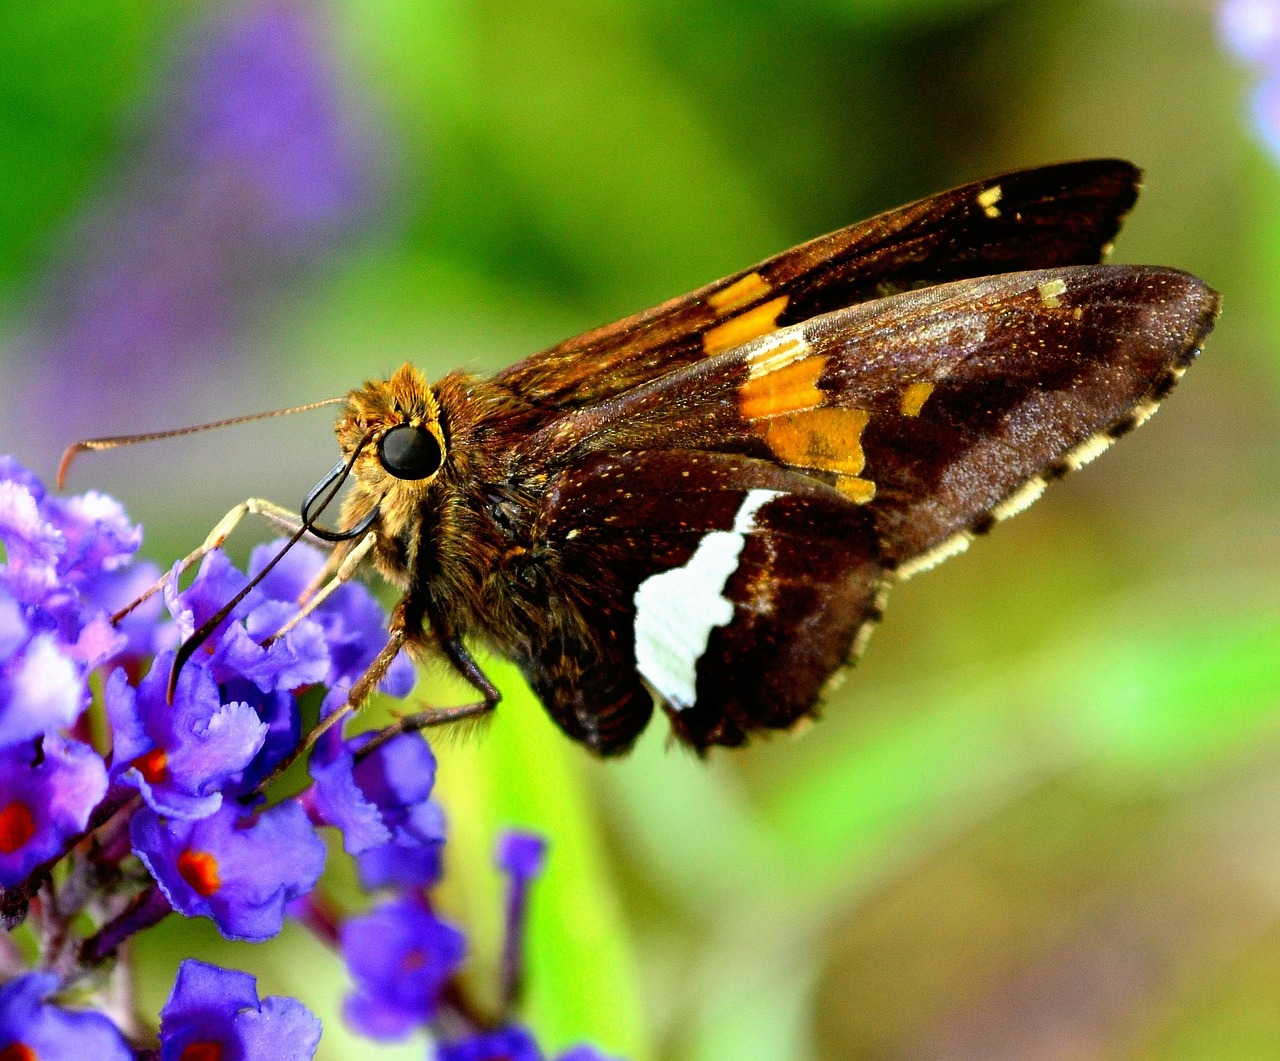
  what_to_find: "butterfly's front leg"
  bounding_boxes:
[355,618,502,761]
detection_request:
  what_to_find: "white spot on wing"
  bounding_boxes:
[633,489,781,711]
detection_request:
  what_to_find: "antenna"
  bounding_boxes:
[57,397,346,488]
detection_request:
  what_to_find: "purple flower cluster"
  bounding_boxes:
[0,457,625,1060]
[1220,0,1280,157]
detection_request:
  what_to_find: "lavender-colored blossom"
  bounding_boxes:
[0,459,161,746]
[164,548,330,693]
[438,1024,544,1061]
[131,799,326,942]
[177,0,375,241]
[310,732,445,888]
[0,612,85,748]
[341,897,466,1041]
[106,653,267,819]
[498,830,549,1008]
[0,736,108,887]
[159,959,321,1061]
[0,973,133,1060]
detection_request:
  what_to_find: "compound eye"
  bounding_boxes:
[378,424,443,480]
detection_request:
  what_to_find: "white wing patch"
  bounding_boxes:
[633,489,781,711]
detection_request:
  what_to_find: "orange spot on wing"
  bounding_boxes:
[740,356,827,419]
[834,475,876,503]
[703,295,789,355]
[708,271,772,313]
[761,407,872,478]
[899,381,934,417]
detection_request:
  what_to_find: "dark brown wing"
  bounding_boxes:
[497,160,1141,409]
[522,451,883,754]
[507,265,1218,751]
[518,265,1218,568]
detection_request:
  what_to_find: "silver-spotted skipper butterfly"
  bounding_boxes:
[65,159,1219,764]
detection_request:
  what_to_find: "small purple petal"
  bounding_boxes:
[107,655,267,818]
[0,737,108,887]
[498,830,548,882]
[132,800,326,942]
[0,972,133,1060]
[159,959,321,1061]
[340,897,465,1041]
[0,633,86,747]
[438,1025,544,1061]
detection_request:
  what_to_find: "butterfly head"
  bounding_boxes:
[332,363,448,551]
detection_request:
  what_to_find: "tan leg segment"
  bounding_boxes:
[264,530,377,644]
[111,498,306,623]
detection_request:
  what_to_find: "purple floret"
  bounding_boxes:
[310,732,445,888]
[340,896,466,1041]
[159,959,321,1061]
[131,799,326,942]
[106,653,267,819]
[248,539,414,694]
[0,972,133,1060]
[0,736,108,887]
[438,1024,544,1061]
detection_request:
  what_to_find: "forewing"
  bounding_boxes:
[497,160,1140,408]
[518,264,1218,578]
[523,451,884,753]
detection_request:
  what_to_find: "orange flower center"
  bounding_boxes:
[178,1042,224,1061]
[0,1041,38,1061]
[133,747,169,784]
[177,849,222,896]
[0,802,36,855]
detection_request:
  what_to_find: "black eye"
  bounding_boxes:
[378,424,443,480]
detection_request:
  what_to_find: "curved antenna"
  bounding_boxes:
[166,433,376,703]
[58,397,346,488]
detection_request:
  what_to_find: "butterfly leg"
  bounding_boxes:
[112,498,308,623]
[248,613,410,797]
[356,636,501,760]
[262,530,377,645]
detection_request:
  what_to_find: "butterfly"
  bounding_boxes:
[66,159,1221,763]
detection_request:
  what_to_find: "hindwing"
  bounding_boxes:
[523,451,883,753]
[506,264,1217,751]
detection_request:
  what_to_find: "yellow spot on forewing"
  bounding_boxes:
[899,381,935,417]
[740,356,827,418]
[834,475,876,503]
[1036,277,1067,308]
[708,271,772,314]
[977,184,1003,218]
[761,407,874,502]
[703,295,789,355]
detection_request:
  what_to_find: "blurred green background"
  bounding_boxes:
[2,1,1279,1058]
